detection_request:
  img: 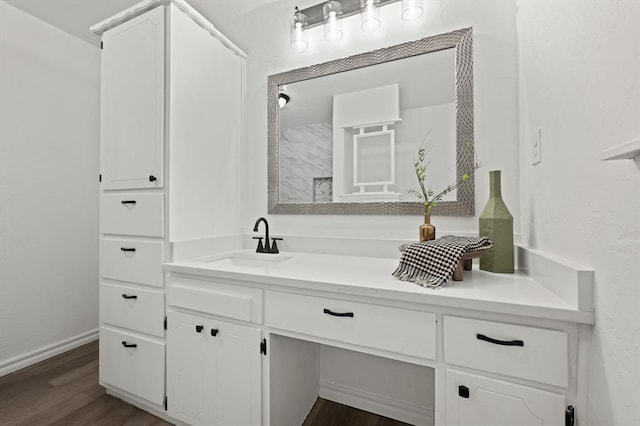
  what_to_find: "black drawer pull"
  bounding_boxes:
[121,341,137,348]
[121,294,137,299]
[210,329,219,337]
[120,247,136,252]
[476,333,524,347]
[121,200,137,205]
[195,325,204,333]
[323,308,354,318]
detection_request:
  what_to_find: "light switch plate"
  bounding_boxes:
[531,128,542,165]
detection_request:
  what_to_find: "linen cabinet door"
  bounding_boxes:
[100,6,164,190]
[446,369,565,426]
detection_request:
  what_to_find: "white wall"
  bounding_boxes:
[320,345,434,423]
[220,0,519,241]
[0,1,100,372]
[394,103,457,202]
[517,1,640,425]
[168,4,243,242]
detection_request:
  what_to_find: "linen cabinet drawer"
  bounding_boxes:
[100,283,165,337]
[265,291,436,360]
[101,193,164,237]
[168,277,263,323]
[101,238,164,287]
[443,316,568,387]
[99,327,165,406]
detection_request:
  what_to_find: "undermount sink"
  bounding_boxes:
[201,251,292,268]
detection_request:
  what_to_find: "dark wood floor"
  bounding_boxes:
[0,341,168,426]
[303,399,411,426]
[0,341,410,425]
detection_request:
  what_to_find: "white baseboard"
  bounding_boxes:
[0,329,99,377]
[319,380,434,426]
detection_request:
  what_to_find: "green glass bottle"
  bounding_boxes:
[479,170,514,273]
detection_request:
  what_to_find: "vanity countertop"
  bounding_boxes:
[164,250,595,325]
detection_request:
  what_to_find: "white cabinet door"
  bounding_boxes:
[100,6,164,190]
[446,369,565,426]
[166,311,211,423]
[167,310,262,426]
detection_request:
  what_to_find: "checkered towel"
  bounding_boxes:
[392,235,493,289]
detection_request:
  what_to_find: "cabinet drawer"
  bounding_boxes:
[101,193,164,237]
[101,238,164,287]
[99,327,165,406]
[443,316,568,387]
[168,277,262,324]
[265,291,436,360]
[100,283,165,337]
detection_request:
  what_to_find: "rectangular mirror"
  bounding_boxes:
[268,27,474,215]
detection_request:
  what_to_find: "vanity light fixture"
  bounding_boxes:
[401,0,423,21]
[278,93,290,108]
[360,0,381,32]
[290,0,424,52]
[323,1,343,41]
[290,7,309,53]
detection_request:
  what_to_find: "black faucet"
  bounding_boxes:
[253,217,282,254]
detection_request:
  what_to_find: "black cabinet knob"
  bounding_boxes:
[458,385,470,399]
[195,325,204,333]
[211,329,219,337]
[149,175,157,182]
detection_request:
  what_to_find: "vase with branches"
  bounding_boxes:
[409,132,480,241]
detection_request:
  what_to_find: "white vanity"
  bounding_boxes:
[92,1,593,424]
[159,246,593,426]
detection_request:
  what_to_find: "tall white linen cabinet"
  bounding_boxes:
[91,0,245,418]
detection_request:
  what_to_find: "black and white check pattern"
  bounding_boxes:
[392,235,494,289]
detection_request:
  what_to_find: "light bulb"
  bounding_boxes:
[278,93,290,108]
[360,0,381,32]
[290,7,308,53]
[401,0,423,21]
[323,1,343,42]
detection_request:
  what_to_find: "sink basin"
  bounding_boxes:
[201,251,292,268]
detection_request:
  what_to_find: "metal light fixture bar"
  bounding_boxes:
[300,0,401,29]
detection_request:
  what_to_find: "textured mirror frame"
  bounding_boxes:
[268,27,474,215]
